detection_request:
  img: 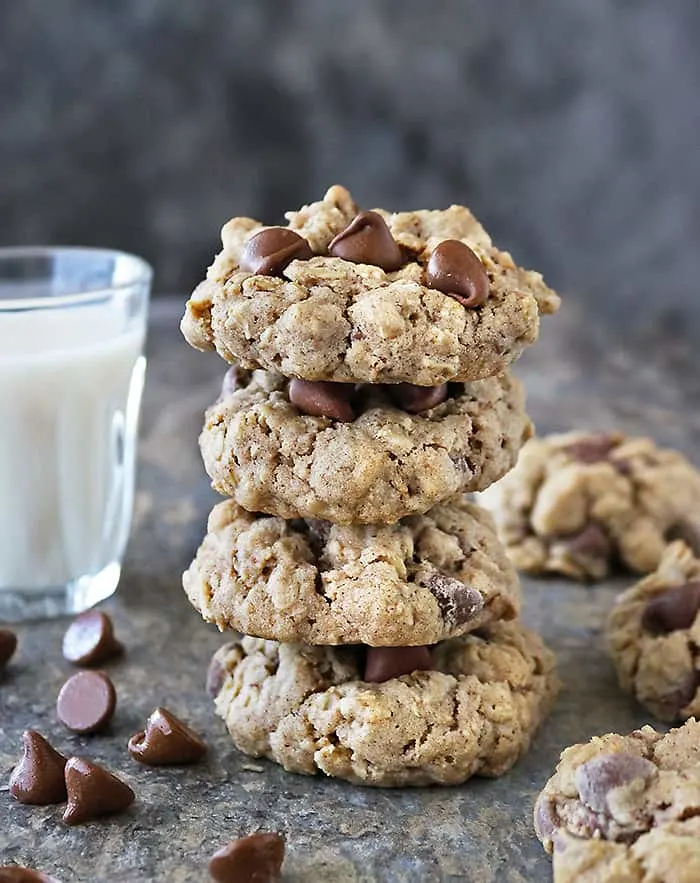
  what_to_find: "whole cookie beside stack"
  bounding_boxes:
[182,185,561,787]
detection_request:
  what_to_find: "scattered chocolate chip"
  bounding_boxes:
[0,867,59,883]
[0,628,17,670]
[239,228,313,276]
[387,383,449,414]
[641,581,700,635]
[209,832,285,883]
[665,520,700,556]
[425,240,489,308]
[56,670,116,735]
[206,652,228,699]
[422,574,484,626]
[565,434,619,464]
[574,752,657,813]
[560,523,612,567]
[128,707,207,765]
[328,211,403,272]
[62,757,135,826]
[62,610,123,667]
[288,379,355,422]
[9,731,67,805]
[364,646,433,683]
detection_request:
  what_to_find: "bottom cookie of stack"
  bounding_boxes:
[206,621,559,787]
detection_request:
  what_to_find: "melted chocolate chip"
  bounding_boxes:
[425,240,489,308]
[328,211,403,271]
[565,434,619,464]
[239,228,313,276]
[209,833,285,883]
[62,610,123,667]
[63,757,135,826]
[574,752,657,813]
[364,646,433,683]
[422,574,484,626]
[387,383,449,414]
[288,379,355,422]
[641,581,700,635]
[561,523,612,566]
[56,670,116,735]
[128,707,207,765]
[9,731,68,805]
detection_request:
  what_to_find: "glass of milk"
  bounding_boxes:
[0,247,152,621]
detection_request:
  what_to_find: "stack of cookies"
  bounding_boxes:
[180,185,561,787]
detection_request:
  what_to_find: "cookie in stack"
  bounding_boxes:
[181,185,560,787]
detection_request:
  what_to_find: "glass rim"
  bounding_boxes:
[0,246,153,312]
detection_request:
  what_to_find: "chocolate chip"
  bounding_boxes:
[219,366,251,401]
[574,752,657,813]
[206,652,228,699]
[560,523,612,567]
[62,757,135,826]
[56,670,116,735]
[328,211,403,272]
[288,379,355,422]
[641,581,700,635]
[0,628,17,670]
[564,434,619,464]
[425,240,489,308]
[128,707,207,765]
[239,228,313,276]
[422,574,484,626]
[0,868,59,883]
[660,669,700,719]
[62,611,123,667]
[9,731,67,805]
[665,520,700,556]
[534,795,559,843]
[387,383,449,414]
[364,646,433,683]
[209,832,285,883]
[303,518,332,557]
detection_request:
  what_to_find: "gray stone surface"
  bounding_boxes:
[1,2,700,337]
[1,298,698,881]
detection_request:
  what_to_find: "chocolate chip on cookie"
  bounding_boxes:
[564,433,619,464]
[128,707,207,766]
[9,731,68,805]
[209,832,285,883]
[62,610,123,667]
[56,670,116,735]
[219,366,251,401]
[239,227,313,277]
[364,646,433,683]
[206,651,229,698]
[288,379,355,422]
[665,519,700,556]
[426,240,489,308]
[421,574,484,626]
[0,867,59,883]
[0,628,17,671]
[574,752,658,813]
[387,383,449,414]
[641,581,700,634]
[328,210,403,272]
[63,757,135,826]
[559,523,612,572]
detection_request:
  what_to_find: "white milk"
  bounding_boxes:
[0,302,145,590]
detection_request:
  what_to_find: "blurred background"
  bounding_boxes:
[1,0,699,339]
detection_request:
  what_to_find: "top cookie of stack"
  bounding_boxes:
[181,184,559,386]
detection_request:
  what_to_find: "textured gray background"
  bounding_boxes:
[1,1,700,338]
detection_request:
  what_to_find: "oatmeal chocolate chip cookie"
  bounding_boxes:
[607,542,700,722]
[534,719,700,867]
[200,368,532,525]
[208,621,558,788]
[551,823,700,883]
[183,496,520,646]
[480,432,700,580]
[181,185,559,385]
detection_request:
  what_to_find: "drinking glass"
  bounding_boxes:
[0,247,152,620]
